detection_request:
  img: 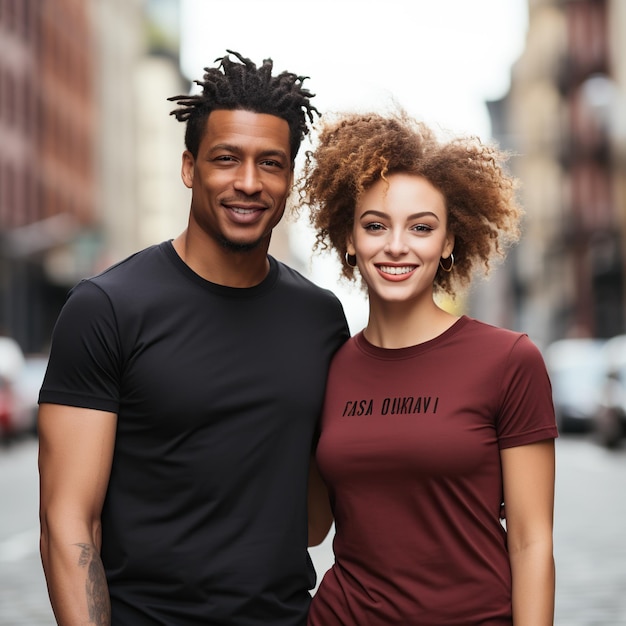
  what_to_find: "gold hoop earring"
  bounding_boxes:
[439,253,454,273]
[345,252,357,268]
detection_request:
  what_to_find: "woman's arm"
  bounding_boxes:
[307,454,333,547]
[501,439,556,625]
[39,403,117,625]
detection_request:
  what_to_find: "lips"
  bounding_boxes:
[224,202,268,223]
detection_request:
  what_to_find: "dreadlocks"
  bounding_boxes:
[168,50,319,163]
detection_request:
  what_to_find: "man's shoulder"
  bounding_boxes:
[273,259,349,337]
[67,242,171,305]
[92,242,168,282]
[274,258,338,301]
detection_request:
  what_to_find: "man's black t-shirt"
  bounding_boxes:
[40,241,349,625]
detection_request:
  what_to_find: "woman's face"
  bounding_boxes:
[348,173,454,306]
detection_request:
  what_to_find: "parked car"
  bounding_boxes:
[0,337,25,442]
[593,334,626,449]
[0,336,24,380]
[13,354,49,436]
[0,375,16,441]
[544,338,607,434]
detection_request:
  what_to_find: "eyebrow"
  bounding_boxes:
[208,143,289,161]
[360,209,441,222]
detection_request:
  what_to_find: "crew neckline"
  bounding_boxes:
[160,240,280,297]
[354,316,470,360]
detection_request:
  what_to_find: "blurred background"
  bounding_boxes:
[1,0,626,624]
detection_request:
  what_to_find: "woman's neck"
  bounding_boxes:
[363,297,460,349]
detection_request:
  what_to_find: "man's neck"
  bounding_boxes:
[172,231,271,288]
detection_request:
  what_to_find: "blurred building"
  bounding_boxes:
[95,0,189,265]
[0,0,96,352]
[487,0,626,345]
[0,0,189,353]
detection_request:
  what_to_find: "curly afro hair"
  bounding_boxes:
[168,50,319,163]
[299,109,522,295]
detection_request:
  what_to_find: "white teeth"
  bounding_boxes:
[379,265,415,275]
[232,207,256,214]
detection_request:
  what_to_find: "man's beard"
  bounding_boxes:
[217,234,265,253]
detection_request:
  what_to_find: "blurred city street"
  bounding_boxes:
[0,435,624,625]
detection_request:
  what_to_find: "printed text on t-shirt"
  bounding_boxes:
[342,396,439,416]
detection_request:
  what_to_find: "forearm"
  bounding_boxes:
[38,405,116,625]
[308,501,333,547]
[40,524,110,625]
[509,540,555,625]
[307,455,333,547]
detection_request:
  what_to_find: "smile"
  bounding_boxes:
[378,265,416,275]
[224,203,268,225]
[231,207,259,215]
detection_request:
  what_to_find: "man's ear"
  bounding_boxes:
[181,150,194,189]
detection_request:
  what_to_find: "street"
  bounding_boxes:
[1,435,625,625]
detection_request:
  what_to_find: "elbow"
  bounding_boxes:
[507,521,554,558]
[39,513,50,568]
[308,516,333,547]
[39,504,102,556]
[308,531,328,548]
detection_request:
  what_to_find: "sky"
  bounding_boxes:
[178,0,529,331]
[179,0,528,139]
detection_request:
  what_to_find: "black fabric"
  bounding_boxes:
[40,241,349,625]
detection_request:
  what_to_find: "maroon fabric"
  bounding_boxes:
[309,316,558,626]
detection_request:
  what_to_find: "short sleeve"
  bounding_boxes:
[39,280,122,413]
[496,335,558,449]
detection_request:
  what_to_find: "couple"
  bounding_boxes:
[38,51,557,625]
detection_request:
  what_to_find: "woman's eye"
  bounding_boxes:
[364,223,384,231]
[413,224,433,232]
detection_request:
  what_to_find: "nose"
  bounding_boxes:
[233,161,263,195]
[384,230,409,257]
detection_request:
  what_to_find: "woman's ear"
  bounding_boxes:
[346,237,356,257]
[443,233,455,258]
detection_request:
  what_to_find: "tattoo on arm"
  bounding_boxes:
[75,543,111,626]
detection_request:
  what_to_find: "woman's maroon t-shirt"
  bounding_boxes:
[309,316,558,626]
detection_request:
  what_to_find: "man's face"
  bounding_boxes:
[182,109,293,252]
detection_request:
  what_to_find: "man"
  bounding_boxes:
[38,50,349,625]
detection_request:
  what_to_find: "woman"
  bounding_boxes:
[302,110,557,625]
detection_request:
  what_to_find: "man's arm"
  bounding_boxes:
[501,439,556,626]
[38,403,117,625]
[307,455,333,547]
